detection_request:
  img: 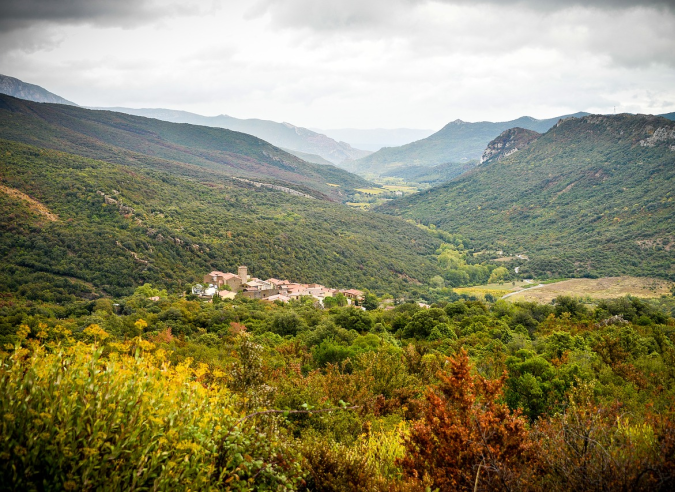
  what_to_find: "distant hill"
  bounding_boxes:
[93,107,371,165]
[0,94,373,202]
[314,127,435,151]
[280,148,334,165]
[0,139,442,299]
[661,112,675,121]
[347,112,590,176]
[0,74,77,106]
[378,114,675,281]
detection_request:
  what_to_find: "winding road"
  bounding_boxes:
[501,283,546,299]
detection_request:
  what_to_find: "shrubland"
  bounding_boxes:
[2,287,675,490]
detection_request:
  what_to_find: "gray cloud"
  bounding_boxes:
[441,0,675,12]
[247,0,675,32]
[247,0,675,70]
[1,0,673,128]
[244,0,414,30]
[0,0,217,31]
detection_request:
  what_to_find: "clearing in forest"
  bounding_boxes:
[0,184,58,221]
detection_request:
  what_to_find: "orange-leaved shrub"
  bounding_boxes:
[398,349,533,491]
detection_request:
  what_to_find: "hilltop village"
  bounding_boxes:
[191,265,364,306]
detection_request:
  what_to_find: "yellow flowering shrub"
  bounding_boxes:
[0,332,303,490]
[347,422,409,480]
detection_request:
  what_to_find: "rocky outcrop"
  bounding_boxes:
[480,127,541,164]
[639,126,675,149]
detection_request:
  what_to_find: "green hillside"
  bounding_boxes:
[348,112,589,176]
[378,114,675,280]
[0,95,372,201]
[0,139,442,300]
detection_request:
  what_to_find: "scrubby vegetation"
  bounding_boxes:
[2,287,675,490]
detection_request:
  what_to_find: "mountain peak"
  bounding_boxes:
[0,74,77,106]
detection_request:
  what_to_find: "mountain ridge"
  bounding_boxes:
[348,112,591,176]
[90,106,372,165]
[480,127,541,164]
[0,74,77,106]
[0,94,371,202]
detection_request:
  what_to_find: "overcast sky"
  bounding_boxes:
[1,0,674,129]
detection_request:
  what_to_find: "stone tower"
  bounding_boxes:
[238,265,248,282]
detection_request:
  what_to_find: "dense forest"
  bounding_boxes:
[2,288,675,490]
[379,114,675,281]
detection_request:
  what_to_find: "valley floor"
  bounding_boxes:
[455,276,673,304]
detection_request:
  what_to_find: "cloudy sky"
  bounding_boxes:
[1,0,674,129]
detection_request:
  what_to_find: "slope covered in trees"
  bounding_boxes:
[378,114,675,280]
[0,139,442,300]
[0,95,372,202]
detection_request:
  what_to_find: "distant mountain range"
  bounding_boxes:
[378,113,675,280]
[0,74,371,166]
[0,74,77,106]
[0,94,372,202]
[346,112,591,176]
[313,128,435,151]
[90,107,372,166]
[352,110,675,178]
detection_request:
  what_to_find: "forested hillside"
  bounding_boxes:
[0,140,442,300]
[0,95,372,202]
[379,114,675,280]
